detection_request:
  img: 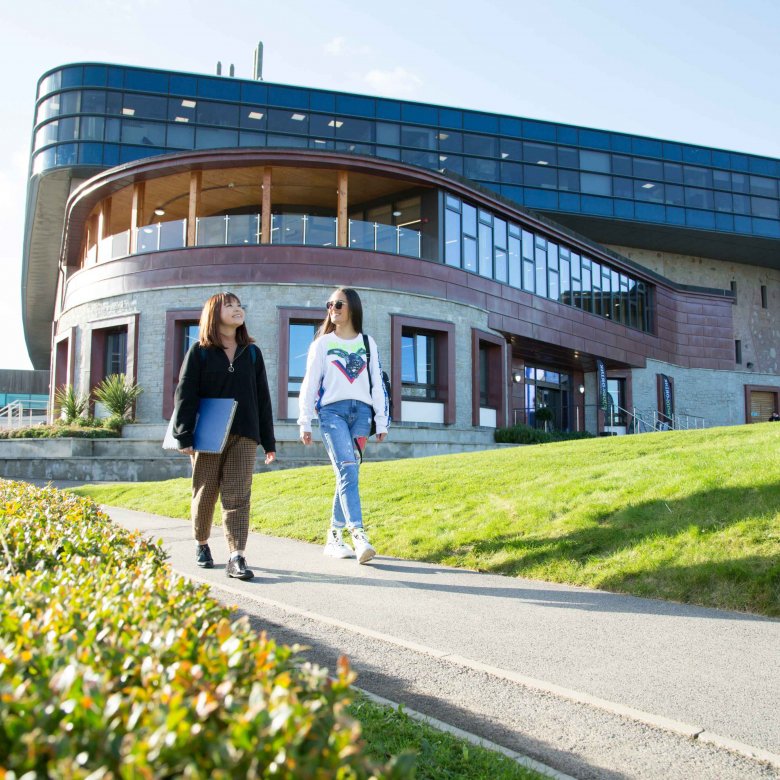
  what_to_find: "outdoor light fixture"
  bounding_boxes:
[154,208,165,216]
[578,384,585,394]
[512,371,523,383]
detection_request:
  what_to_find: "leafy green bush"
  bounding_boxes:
[0,480,407,779]
[0,424,119,439]
[53,384,89,424]
[494,423,595,445]
[93,373,143,420]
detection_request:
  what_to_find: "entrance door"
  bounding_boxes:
[750,391,776,422]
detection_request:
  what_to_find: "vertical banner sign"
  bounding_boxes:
[662,374,674,420]
[596,359,609,411]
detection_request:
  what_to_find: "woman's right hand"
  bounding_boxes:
[300,431,312,446]
[180,446,194,455]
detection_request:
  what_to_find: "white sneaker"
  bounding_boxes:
[324,527,355,559]
[351,528,376,564]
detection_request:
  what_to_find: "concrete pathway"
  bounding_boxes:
[104,505,779,780]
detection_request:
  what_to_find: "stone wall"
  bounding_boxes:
[56,283,493,428]
[609,244,780,375]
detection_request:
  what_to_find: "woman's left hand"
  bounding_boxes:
[265,451,276,465]
[376,432,387,443]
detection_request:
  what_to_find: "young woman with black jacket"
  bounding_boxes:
[171,292,276,580]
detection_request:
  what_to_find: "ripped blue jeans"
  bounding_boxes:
[318,399,373,529]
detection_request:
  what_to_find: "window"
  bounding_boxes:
[735,339,742,365]
[761,285,768,309]
[288,322,317,394]
[276,308,321,419]
[182,323,199,359]
[104,328,127,376]
[162,310,201,419]
[473,330,505,428]
[401,331,437,400]
[392,315,455,424]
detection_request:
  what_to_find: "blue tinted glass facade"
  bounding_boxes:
[32,63,780,244]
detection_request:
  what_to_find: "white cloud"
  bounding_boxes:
[324,36,346,55]
[324,37,372,57]
[363,67,422,98]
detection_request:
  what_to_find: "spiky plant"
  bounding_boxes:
[92,374,143,420]
[53,384,89,423]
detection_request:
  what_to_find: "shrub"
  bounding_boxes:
[0,424,119,440]
[53,384,89,423]
[93,373,143,420]
[494,423,595,445]
[0,480,406,779]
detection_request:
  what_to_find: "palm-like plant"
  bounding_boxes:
[93,374,143,420]
[54,384,89,423]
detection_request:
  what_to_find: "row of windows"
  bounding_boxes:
[30,141,780,241]
[443,195,652,332]
[32,116,780,223]
[37,66,780,176]
[34,90,780,203]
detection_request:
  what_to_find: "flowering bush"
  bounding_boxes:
[0,481,406,779]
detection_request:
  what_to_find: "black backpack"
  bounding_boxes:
[362,334,392,436]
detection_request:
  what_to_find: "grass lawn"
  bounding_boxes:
[75,422,780,616]
[349,696,545,780]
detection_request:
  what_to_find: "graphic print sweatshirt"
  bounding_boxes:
[296,332,389,435]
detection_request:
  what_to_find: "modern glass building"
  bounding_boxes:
[23,62,780,441]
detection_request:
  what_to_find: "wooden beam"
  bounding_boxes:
[129,182,145,255]
[96,199,111,261]
[187,171,202,247]
[337,170,348,247]
[261,167,272,244]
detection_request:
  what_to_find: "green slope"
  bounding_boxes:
[75,422,780,616]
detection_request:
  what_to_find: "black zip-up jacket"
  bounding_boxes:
[172,343,276,453]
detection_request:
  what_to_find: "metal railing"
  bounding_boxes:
[0,399,49,429]
[88,213,423,264]
[510,403,707,436]
[619,406,706,434]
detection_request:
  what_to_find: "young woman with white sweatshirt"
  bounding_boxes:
[297,287,389,563]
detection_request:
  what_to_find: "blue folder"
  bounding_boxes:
[163,398,238,454]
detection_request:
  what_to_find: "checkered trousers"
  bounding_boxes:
[191,434,258,553]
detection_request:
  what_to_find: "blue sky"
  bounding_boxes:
[1,0,778,369]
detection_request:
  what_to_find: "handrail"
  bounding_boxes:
[89,213,423,264]
[0,399,49,429]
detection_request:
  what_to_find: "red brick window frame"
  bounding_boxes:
[471,329,506,427]
[162,309,201,419]
[86,313,139,414]
[278,307,323,420]
[391,314,455,425]
[51,327,77,416]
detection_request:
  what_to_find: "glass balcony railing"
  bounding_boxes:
[84,213,423,265]
[135,219,187,254]
[270,214,337,246]
[196,214,260,246]
[348,219,421,258]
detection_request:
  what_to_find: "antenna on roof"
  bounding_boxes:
[253,42,264,81]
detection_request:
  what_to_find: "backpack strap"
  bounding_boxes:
[362,334,373,393]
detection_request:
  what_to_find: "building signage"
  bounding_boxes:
[596,359,609,411]
[662,374,674,420]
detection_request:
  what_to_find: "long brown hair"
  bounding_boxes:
[198,292,253,348]
[317,287,364,337]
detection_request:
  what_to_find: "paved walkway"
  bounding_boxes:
[106,505,779,779]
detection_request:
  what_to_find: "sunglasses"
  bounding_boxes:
[326,300,346,310]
